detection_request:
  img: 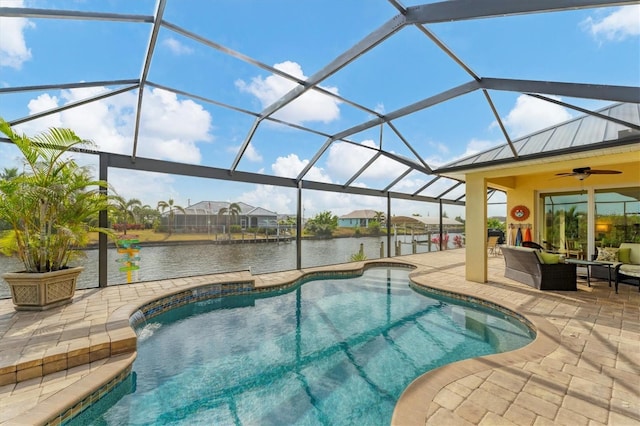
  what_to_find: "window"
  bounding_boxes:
[595,187,640,247]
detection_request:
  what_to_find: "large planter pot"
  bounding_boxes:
[2,267,84,311]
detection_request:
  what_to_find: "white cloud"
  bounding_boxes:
[389,175,427,192]
[138,88,213,163]
[18,87,135,155]
[244,144,263,162]
[582,5,640,42]
[499,95,573,138]
[228,143,263,162]
[108,169,177,208]
[17,86,213,165]
[326,141,377,180]
[238,153,368,216]
[26,93,63,127]
[238,149,387,217]
[235,61,341,125]
[162,37,194,55]
[240,184,296,214]
[0,0,34,69]
[272,153,332,183]
[360,155,409,180]
[326,140,409,182]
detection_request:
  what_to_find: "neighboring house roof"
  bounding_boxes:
[180,201,276,216]
[236,202,257,213]
[436,102,640,174]
[187,201,229,213]
[245,207,278,217]
[339,209,381,219]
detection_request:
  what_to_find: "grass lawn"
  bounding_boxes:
[89,227,388,244]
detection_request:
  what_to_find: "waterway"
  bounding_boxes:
[0,235,457,299]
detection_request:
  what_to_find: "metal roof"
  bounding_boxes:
[436,102,640,173]
[1,1,639,206]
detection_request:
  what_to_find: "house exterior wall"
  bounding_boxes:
[338,218,367,227]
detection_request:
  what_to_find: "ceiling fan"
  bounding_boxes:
[555,167,622,181]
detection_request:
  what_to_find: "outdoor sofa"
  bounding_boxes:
[501,245,577,291]
[590,242,640,292]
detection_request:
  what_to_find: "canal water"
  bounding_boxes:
[0,235,457,299]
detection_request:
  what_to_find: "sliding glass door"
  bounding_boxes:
[541,187,639,259]
[541,192,588,258]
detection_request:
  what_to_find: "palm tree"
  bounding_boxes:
[0,167,18,180]
[217,202,242,240]
[0,117,115,273]
[112,196,142,235]
[0,168,18,230]
[373,211,385,224]
[157,198,185,235]
[133,204,158,229]
[305,211,338,237]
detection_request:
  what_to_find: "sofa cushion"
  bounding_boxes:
[539,251,560,264]
[620,264,640,278]
[618,248,631,264]
[596,247,619,263]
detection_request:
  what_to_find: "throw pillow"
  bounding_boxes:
[617,248,631,264]
[539,251,560,264]
[595,247,619,263]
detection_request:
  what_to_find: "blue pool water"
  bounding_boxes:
[73,268,534,425]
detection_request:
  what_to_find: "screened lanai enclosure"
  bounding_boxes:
[0,0,639,293]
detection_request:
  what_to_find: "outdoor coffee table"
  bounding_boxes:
[564,258,612,288]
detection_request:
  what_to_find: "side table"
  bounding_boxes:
[564,259,612,289]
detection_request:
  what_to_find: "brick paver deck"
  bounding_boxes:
[0,249,638,425]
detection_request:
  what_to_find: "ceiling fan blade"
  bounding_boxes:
[554,167,621,180]
[585,170,622,174]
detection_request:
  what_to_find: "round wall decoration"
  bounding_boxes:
[510,205,530,221]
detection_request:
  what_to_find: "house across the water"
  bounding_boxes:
[161,201,278,233]
[338,210,384,228]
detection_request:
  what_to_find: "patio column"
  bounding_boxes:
[465,175,488,283]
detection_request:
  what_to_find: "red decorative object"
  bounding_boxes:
[510,205,530,221]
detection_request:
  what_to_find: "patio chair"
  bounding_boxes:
[565,240,584,259]
[488,236,501,256]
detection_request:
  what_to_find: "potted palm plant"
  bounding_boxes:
[0,118,114,310]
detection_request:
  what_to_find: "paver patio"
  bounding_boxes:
[0,249,638,425]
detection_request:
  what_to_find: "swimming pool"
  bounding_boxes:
[72,267,534,425]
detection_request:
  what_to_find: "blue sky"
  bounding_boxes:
[0,0,638,219]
